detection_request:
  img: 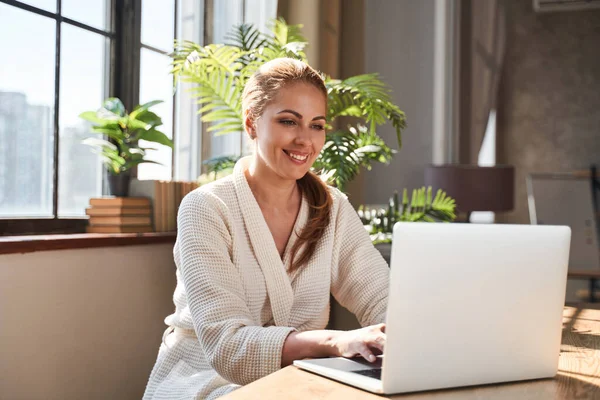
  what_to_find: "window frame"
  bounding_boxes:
[1,0,262,236]
[0,0,177,236]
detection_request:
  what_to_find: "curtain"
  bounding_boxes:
[461,0,506,164]
[276,0,341,76]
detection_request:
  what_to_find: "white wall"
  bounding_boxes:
[0,244,177,400]
[363,0,437,204]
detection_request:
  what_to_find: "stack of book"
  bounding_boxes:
[86,197,153,233]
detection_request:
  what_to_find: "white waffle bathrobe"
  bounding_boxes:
[142,157,389,400]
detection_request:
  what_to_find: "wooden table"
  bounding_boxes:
[222,305,600,399]
[569,271,600,303]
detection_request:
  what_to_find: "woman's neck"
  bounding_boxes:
[245,157,299,210]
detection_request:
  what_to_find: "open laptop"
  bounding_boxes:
[294,222,571,394]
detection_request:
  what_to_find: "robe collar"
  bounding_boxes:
[232,157,308,326]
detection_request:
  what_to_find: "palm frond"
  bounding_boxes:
[313,125,395,192]
[225,23,268,52]
[269,17,307,47]
[313,130,362,191]
[326,74,406,148]
[182,64,244,133]
[398,187,456,222]
[172,43,247,80]
[364,187,457,243]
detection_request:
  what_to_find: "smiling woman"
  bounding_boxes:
[242,59,330,269]
[142,58,390,400]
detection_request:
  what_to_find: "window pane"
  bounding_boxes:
[210,0,243,159]
[141,0,175,51]
[174,0,203,181]
[138,49,174,181]
[62,0,110,32]
[244,0,277,33]
[213,0,242,43]
[58,24,107,217]
[19,0,56,13]
[0,5,55,217]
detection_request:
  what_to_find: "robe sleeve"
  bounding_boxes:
[176,190,296,385]
[330,193,390,327]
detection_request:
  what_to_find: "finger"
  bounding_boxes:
[368,339,384,353]
[358,344,376,363]
[368,332,385,347]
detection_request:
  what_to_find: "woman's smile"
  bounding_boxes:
[283,150,310,164]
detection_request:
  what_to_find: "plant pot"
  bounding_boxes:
[107,171,132,197]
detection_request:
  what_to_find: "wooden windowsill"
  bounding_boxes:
[0,232,177,255]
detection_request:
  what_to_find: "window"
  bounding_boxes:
[0,0,111,224]
[1,0,276,235]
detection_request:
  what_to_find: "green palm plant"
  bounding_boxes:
[171,18,406,192]
[359,187,457,244]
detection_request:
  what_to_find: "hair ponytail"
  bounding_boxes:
[290,171,332,272]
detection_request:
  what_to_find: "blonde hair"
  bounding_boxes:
[242,58,332,272]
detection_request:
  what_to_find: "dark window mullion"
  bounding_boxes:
[140,43,170,55]
[171,0,178,179]
[62,15,115,37]
[114,0,141,177]
[51,0,62,218]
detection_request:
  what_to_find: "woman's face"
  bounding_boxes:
[249,82,327,181]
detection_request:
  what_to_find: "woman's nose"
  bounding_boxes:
[294,126,313,146]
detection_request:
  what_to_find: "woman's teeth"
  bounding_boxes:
[287,151,308,161]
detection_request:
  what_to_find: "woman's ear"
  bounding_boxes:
[244,112,256,140]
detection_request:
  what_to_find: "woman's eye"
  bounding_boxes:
[313,125,325,131]
[280,119,296,126]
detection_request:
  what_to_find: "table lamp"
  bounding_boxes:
[424,164,515,222]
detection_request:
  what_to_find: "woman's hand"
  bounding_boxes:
[281,323,386,367]
[329,323,386,362]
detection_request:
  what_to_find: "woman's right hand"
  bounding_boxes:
[328,323,386,362]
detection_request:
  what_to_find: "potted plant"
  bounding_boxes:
[79,97,174,197]
[171,19,406,192]
[359,187,457,244]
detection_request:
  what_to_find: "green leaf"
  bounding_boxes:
[227,24,265,50]
[79,111,119,126]
[130,100,163,119]
[102,97,126,117]
[269,17,307,47]
[137,129,174,148]
[135,111,163,127]
[126,118,150,131]
[82,137,117,151]
[203,155,239,174]
[326,74,406,148]
[97,107,122,122]
[89,127,125,143]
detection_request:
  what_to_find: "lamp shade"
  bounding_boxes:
[424,164,515,212]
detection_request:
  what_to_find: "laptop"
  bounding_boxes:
[294,222,571,394]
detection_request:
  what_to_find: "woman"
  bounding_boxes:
[143,58,389,400]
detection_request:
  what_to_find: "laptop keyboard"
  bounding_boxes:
[352,368,382,380]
